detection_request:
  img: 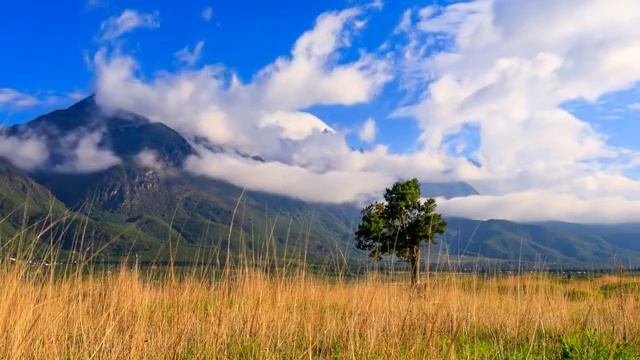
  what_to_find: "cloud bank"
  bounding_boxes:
[91,0,640,221]
[8,0,640,223]
[93,5,402,203]
[390,0,640,222]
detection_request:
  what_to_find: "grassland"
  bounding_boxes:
[1,203,639,359]
[2,250,640,359]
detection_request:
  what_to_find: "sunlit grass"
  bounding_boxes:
[2,254,640,359]
[1,202,640,359]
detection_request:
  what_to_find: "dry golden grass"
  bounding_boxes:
[1,258,640,359]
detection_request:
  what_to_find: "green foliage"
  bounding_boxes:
[441,218,640,265]
[559,331,640,360]
[565,289,591,301]
[600,280,640,298]
[355,179,447,262]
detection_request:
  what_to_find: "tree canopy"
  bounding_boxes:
[355,179,447,285]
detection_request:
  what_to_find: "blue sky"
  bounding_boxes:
[3,0,638,153]
[3,0,640,223]
[0,0,418,151]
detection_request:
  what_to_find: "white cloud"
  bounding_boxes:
[0,89,85,111]
[99,9,159,41]
[52,131,121,173]
[93,5,392,157]
[0,88,39,108]
[629,103,640,111]
[91,5,399,203]
[88,1,640,222]
[175,40,205,67]
[87,0,107,9]
[358,118,377,143]
[0,134,49,170]
[380,0,640,222]
[201,6,213,21]
[257,8,392,110]
[259,111,334,141]
[67,91,87,102]
[394,9,413,34]
[1,123,120,175]
[369,0,383,10]
[134,149,162,169]
[437,190,640,224]
[185,151,393,203]
[390,0,640,222]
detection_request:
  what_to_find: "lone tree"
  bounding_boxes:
[355,179,447,286]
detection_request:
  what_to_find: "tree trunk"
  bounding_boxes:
[410,246,420,287]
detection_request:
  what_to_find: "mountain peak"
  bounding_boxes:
[420,181,479,199]
[10,96,196,169]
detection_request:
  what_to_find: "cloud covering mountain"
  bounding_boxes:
[3,0,640,223]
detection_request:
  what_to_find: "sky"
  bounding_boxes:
[2,0,640,223]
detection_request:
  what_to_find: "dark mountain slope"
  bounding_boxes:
[420,181,479,199]
[2,96,640,266]
[440,218,640,266]
[0,156,165,259]
[6,97,358,261]
[0,156,64,236]
[9,95,195,167]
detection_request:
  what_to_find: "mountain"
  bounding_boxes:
[8,95,195,168]
[420,181,479,199]
[4,97,361,262]
[0,156,169,260]
[441,218,640,267]
[0,156,62,236]
[2,96,640,267]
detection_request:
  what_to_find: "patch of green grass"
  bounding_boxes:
[600,281,640,298]
[559,331,640,360]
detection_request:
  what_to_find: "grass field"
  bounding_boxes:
[1,206,639,359]
[2,252,640,359]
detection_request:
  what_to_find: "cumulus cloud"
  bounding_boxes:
[85,1,640,222]
[93,6,392,151]
[257,8,392,110]
[174,40,205,67]
[99,9,159,41]
[201,6,213,21]
[390,0,640,221]
[89,5,406,203]
[359,118,377,143]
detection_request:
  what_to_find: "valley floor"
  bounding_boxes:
[2,261,640,359]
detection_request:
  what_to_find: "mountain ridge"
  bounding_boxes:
[1,96,639,266]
